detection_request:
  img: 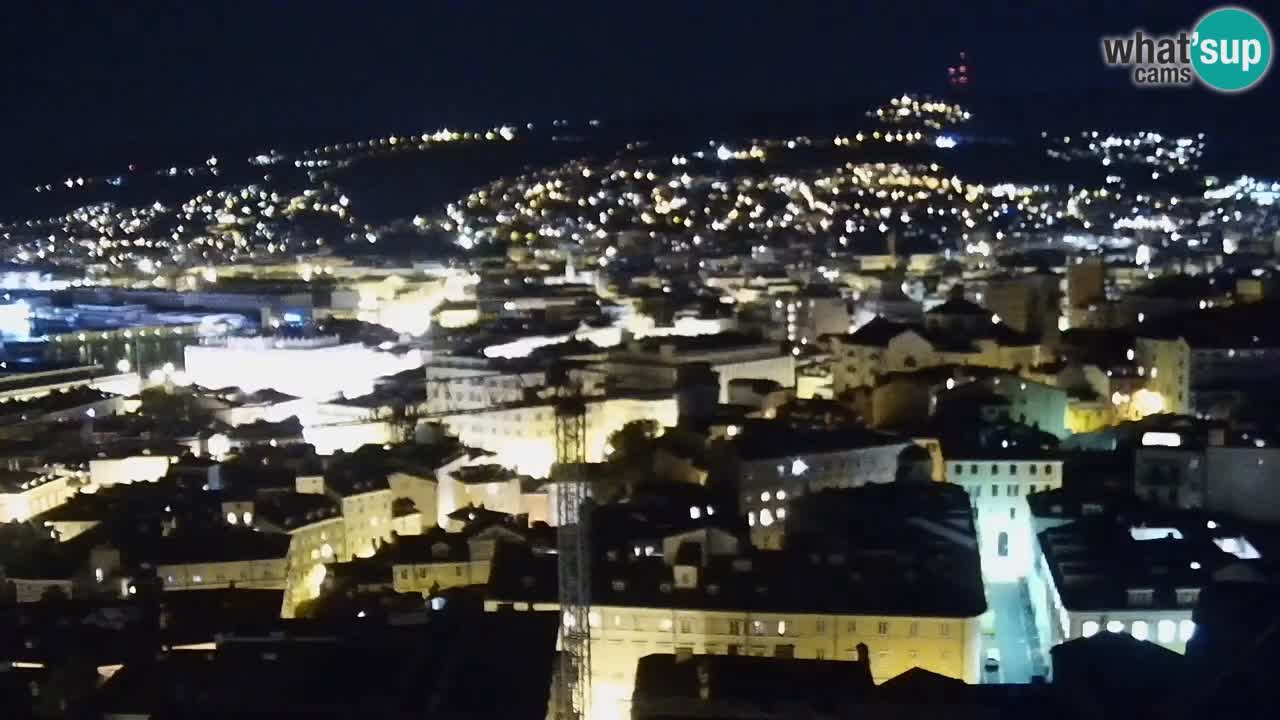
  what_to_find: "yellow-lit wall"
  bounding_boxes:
[0,475,77,523]
[392,559,490,595]
[340,489,394,559]
[282,518,345,617]
[158,558,288,590]
[582,606,981,720]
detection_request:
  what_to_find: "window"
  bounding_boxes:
[997,531,1009,557]
[1030,464,1038,475]
[1010,507,1017,519]
[1131,620,1149,640]
[1157,619,1176,643]
[1106,620,1125,633]
[970,464,978,474]
[751,620,766,636]
[455,566,463,577]
[816,648,826,660]
[1179,620,1196,642]
[1044,464,1054,475]
[727,644,741,655]
[399,569,408,580]
[1082,620,1100,638]
[846,621,857,634]
[991,484,1000,497]
[1009,464,1018,475]
[877,621,889,636]
[908,622,918,637]
[729,620,742,635]
[954,464,963,475]
[680,618,693,634]
[1176,588,1200,606]
[774,644,795,658]
[1008,485,1019,496]
[659,618,673,632]
[816,620,826,633]
[940,623,951,638]
[991,464,999,475]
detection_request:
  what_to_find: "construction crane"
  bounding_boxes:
[375,361,597,719]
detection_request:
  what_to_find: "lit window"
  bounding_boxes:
[1081,620,1100,638]
[759,509,774,527]
[1157,620,1176,643]
[1179,620,1195,642]
[659,618,673,632]
[776,490,787,500]
[776,507,786,519]
[791,459,809,476]
[193,575,203,584]
[760,491,771,502]
[689,506,701,520]
[748,511,757,527]
[1106,620,1124,634]
[777,620,787,635]
[878,621,889,636]
[226,512,238,525]
[1131,620,1149,640]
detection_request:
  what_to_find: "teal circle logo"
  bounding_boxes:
[1192,6,1272,92]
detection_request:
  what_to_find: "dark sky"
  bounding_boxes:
[3,1,1274,180]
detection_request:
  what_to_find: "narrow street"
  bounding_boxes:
[981,581,1041,684]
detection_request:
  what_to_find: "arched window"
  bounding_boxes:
[997,531,1009,557]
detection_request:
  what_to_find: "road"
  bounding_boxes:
[981,581,1041,684]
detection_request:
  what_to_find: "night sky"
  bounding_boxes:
[3,1,1275,181]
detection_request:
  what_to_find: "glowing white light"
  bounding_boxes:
[226,512,238,525]
[1141,432,1182,447]
[1131,620,1149,640]
[1082,620,1099,637]
[116,358,132,373]
[790,459,808,476]
[1179,620,1195,642]
[934,135,957,149]
[1158,620,1176,643]
[1106,620,1125,633]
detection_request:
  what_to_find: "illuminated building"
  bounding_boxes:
[154,530,290,591]
[0,470,78,523]
[602,333,795,403]
[255,493,346,617]
[731,422,911,548]
[88,452,179,488]
[489,487,986,720]
[435,463,526,530]
[827,313,1044,394]
[436,392,678,478]
[764,290,850,346]
[184,334,423,400]
[328,476,394,559]
[1134,336,1191,415]
[390,523,549,597]
[1030,514,1232,656]
[946,454,1063,581]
